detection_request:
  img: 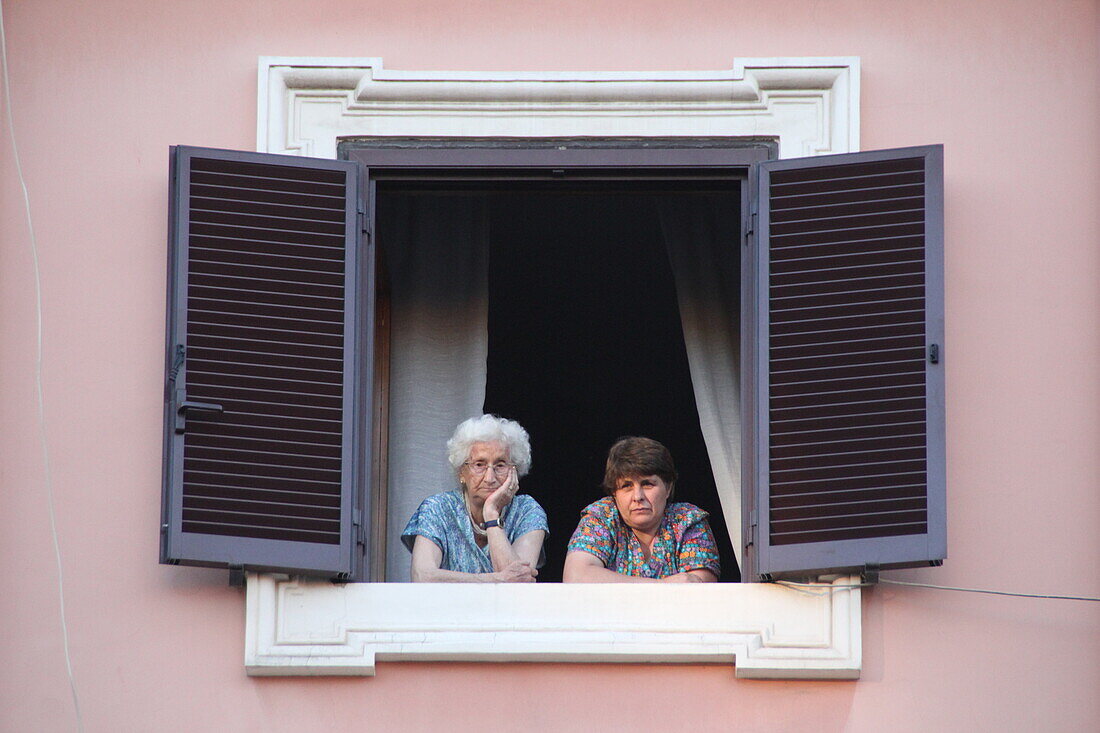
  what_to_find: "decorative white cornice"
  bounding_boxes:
[246,574,861,679]
[257,56,859,159]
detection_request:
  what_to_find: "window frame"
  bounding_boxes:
[236,56,867,679]
[345,138,772,581]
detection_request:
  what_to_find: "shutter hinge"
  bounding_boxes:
[929,343,940,364]
[228,564,245,588]
[353,510,365,545]
[166,345,185,401]
[746,522,757,548]
[168,345,185,384]
[861,563,880,585]
[358,209,372,239]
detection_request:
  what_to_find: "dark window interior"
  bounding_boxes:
[482,187,739,581]
[379,182,741,582]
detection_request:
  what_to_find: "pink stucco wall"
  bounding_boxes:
[2,1,1098,730]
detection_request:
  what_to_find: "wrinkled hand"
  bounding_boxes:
[496,560,537,583]
[482,466,519,520]
[659,572,705,583]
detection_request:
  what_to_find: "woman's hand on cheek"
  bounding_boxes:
[483,468,518,520]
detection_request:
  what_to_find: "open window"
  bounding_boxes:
[161,140,945,583]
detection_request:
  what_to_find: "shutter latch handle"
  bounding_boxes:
[174,393,224,433]
[180,400,223,414]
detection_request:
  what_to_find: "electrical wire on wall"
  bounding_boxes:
[773,577,1100,602]
[0,1,84,730]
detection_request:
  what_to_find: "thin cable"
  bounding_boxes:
[772,578,1099,602]
[879,578,1100,602]
[0,2,84,730]
[773,580,873,596]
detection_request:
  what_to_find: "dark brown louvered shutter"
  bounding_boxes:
[161,146,369,579]
[744,146,945,580]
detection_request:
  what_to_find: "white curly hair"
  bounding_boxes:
[446,414,532,480]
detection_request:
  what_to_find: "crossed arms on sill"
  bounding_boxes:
[411,532,716,583]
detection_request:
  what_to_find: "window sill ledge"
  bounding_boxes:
[244,574,861,680]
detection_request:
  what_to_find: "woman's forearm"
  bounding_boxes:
[570,565,658,583]
[485,528,520,572]
[563,553,657,583]
[411,565,501,583]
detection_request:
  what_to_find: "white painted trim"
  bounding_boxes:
[248,56,862,680]
[246,574,861,680]
[257,56,859,159]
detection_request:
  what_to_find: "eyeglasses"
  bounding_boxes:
[463,461,514,477]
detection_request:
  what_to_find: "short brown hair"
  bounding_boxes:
[602,436,677,498]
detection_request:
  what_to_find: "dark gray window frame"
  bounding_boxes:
[342,137,772,581]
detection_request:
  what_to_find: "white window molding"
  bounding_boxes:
[257,56,859,159]
[248,56,862,680]
[246,574,861,679]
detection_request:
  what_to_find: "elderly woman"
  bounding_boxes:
[563,436,720,583]
[402,415,548,582]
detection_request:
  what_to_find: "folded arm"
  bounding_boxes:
[410,533,543,583]
[562,550,716,583]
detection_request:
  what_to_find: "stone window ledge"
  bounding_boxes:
[245,575,861,680]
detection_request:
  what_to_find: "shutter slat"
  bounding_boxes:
[771,431,925,457]
[771,370,925,396]
[188,334,342,360]
[191,196,345,222]
[190,221,345,247]
[186,420,342,445]
[772,497,927,521]
[185,443,342,469]
[770,471,928,496]
[748,145,945,579]
[191,245,347,273]
[162,145,364,578]
[185,384,343,409]
[189,358,343,383]
[188,432,342,454]
[191,234,345,258]
[184,495,341,519]
[771,182,924,209]
[771,207,925,234]
[184,457,340,483]
[187,308,345,333]
[180,521,338,544]
[771,484,928,508]
[185,482,342,505]
[771,296,924,322]
[189,259,346,285]
[191,208,346,234]
[190,185,345,211]
[187,321,344,347]
[771,446,926,472]
[184,469,337,492]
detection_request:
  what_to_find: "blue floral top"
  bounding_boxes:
[401,490,549,573]
[567,497,720,579]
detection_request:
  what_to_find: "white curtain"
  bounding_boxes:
[380,195,490,581]
[658,195,744,567]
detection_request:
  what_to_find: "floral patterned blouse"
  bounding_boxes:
[566,497,721,578]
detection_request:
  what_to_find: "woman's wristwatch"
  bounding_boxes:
[481,518,502,530]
